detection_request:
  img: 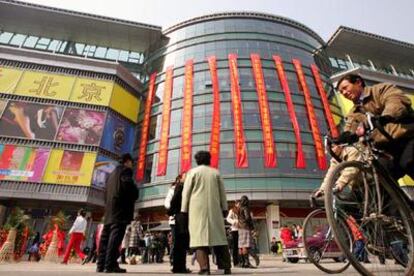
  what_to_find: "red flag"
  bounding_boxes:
[180,60,193,173]
[207,56,221,168]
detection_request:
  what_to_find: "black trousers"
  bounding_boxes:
[380,138,414,180]
[97,223,127,271]
[172,231,189,272]
[230,231,239,265]
[196,245,231,271]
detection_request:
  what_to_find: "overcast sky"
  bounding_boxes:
[21,0,414,44]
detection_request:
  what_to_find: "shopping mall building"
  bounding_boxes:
[1,0,413,252]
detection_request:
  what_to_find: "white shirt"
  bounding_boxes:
[164,186,176,225]
[69,215,87,234]
[226,209,239,231]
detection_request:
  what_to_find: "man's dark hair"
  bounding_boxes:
[120,153,133,164]
[78,209,87,217]
[194,151,211,166]
[336,74,366,90]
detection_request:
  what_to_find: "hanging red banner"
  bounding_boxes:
[157,66,174,176]
[136,72,157,181]
[250,53,277,168]
[228,53,248,168]
[292,59,327,170]
[207,56,221,168]
[273,56,306,168]
[310,64,339,138]
[180,60,193,173]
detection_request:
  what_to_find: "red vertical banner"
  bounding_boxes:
[207,56,221,168]
[273,56,306,168]
[157,66,174,176]
[292,59,327,170]
[228,54,248,168]
[250,54,277,168]
[180,60,193,173]
[310,64,339,138]
[136,72,157,181]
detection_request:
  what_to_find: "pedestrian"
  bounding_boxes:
[28,232,41,262]
[164,178,178,265]
[226,201,240,267]
[181,151,231,275]
[128,215,143,257]
[270,237,278,255]
[120,225,131,264]
[168,173,191,273]
[61,209,87,264]
[82,221,104,264]
[96,153,139,273]
[238,196,255,268]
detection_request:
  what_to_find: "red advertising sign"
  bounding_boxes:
[228,54,248,168]
[251,54,277,168]
[207,56,221,168]
[292,59,327,170]
[157,66,174,176]
[136,72,157,181]
[180,60,193,173]
[311,64,339,138]
[273,56,306,168]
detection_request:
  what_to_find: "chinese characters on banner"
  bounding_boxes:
[273,56,306,168]
[250,54,277,167]
[157,66,174,176]
[310,64,339,138]
[136,72,157,181]
[180,60,194,173]
[292,59,327,170]
[228,54,248,168]
[207,56,221,168]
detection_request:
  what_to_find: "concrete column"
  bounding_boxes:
[266,204,280,241]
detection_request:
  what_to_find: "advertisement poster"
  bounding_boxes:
[56,108,106,145]
[0,101,64,140]
[0,99,7,117]
[0,144,50,182]
[42,149,97,186]
[100,113,134,154]
[92,155,118,188]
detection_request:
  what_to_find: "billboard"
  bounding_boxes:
[110,84,140,123]
[55,108,106,145]
[0,67,23,94]
[0,144,50,182]
[42,149,97,186]
[100,113,134,154]
[0,99,7,117]
[92,155,118,188]
[0,101,64,140]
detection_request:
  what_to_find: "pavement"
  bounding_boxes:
[0,255,366,275]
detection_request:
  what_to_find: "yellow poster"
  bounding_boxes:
[42,149,97,186]
[70,78,113,106]
[0,67,23,94]
[15,71,74,100]
[110,84,140,123]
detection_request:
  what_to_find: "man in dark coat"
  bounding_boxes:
[97,153,139,273]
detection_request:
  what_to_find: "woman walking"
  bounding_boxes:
[238,196,255,268]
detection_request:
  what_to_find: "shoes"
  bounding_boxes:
[104,267,127,273]
[224,268,232,274]
[61,261,68,265]
[198,269,210,275]
[253,255,260,266]
[96,267,104,273]
[82,258,89,265]
[171,268,192,273]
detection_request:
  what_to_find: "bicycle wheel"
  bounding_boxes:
[325,160,414,276]
[303,208,351,273]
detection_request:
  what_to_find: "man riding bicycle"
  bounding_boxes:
[316,74,414,196]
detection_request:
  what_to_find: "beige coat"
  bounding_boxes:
[181,165,228,247]
[344,83,414,145]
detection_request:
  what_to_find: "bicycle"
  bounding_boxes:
[302,191,352,274]
[324,113,414,275]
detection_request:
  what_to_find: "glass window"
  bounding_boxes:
[23,36,38,48]
[0,32,13,44]
[94,47,107,58]
[119,50,129,62]
[74,43,85,55]
[48,40,61,51]
[9,34,26,46]
[106,48,119,60]
[35,38,50,50]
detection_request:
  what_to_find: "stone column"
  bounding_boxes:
[266,204,280,242]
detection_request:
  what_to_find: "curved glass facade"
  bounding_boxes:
[138,13,340,208]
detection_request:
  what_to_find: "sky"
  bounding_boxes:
[20,0,414,44]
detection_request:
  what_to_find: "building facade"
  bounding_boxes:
[0,0,161,234]
[136,12,342,251]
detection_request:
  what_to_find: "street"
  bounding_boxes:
[0,255,364,275]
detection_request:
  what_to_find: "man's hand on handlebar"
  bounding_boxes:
[330,131,358,145]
